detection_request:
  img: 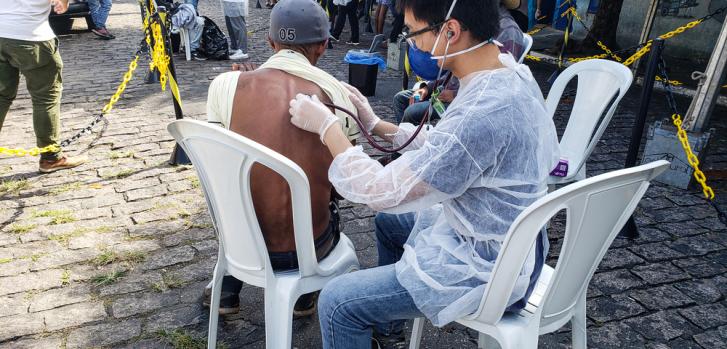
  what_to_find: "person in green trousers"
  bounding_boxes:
[0,0,87,172]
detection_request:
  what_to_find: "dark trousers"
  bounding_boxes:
[332,0,360,42]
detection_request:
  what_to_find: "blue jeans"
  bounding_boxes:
[392,89,441,125]
[318,212,420,349]
[87,0,112,29]
[184,0,199,9]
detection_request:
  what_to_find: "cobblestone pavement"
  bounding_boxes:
[1,1,726,348]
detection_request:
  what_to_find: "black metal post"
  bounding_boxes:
[155,4,191,165]
[619,38,666,239]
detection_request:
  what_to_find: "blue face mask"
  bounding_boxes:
[408,45,444,81]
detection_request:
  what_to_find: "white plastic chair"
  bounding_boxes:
[545,59,633,185]
[167,120,360,349]
[179,27,192,61]
[410,160,669,349]
[518,33,533,63]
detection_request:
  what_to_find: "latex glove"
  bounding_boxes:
[289,94,340,144]
[341,82,381,133]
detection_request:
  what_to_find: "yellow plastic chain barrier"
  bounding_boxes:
[623,18,703,66]
[671,113,715,200]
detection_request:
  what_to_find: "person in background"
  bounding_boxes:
[184,0,198,10]
[374,0,390,45]
[330,0,360,45]
[503,0,529,31]
[222,0,250,60]
[88,0,115,39]
[0,0,87,172]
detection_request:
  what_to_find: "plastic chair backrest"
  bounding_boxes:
[167,120,320,282]
[470,160,669,325]
[544,60,633,177]
[519,34,533,63]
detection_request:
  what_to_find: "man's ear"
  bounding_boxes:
[267,35,276,50]
[316,40,328,57]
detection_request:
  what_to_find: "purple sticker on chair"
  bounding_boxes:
[550,159,569,177]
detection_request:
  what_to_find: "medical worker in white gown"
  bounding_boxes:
[288,0,560,347]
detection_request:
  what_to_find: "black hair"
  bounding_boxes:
[397,0,500,42]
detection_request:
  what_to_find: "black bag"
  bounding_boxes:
[200,16,229,60]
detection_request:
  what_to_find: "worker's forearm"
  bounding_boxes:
[323,126,354,158]
[372,120,399,143]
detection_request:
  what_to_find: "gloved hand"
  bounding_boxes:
[342,82,381,133]
[289,94,340,144]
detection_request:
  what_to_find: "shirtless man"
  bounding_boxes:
[203,0,359,316]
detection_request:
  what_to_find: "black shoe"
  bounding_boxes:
[330,35,340,43]
[203,284,240,315]
[191,51,207,61]
[292,292,318,318]
[371,330,407,349]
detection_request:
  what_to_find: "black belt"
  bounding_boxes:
[268,201,341,271]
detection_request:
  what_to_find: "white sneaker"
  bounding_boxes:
[229,50,249,60]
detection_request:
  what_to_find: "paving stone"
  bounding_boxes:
[629,285,695,310]
[629,242,684,262]
[625,310,696,341]
[590,269,645,294]
[0,293,29,318]
[342,217,375,235]
[631,262,691,285]
[161,227,215,247]
[587,322,646,349]
[114,177,161,193]
[0,335,62,349]
[598,248,645,270]
[587,295,645,323]
[144,303,204,332]
[169,258,217,283]
[0,312,43,341]
[98,271,163,297]
[669,235,726,256]
[192,239,217,255]
[0,269,63,296]
[140,245,196,270]
[674,279,723,304]
[631,227,673,243]
[42,302,107,331]
[66,319,142,349]
[28,284,92,313]
[112,290,180,318]
[124,185,168,202]
[693,325,727,349]
[679,303,727,330]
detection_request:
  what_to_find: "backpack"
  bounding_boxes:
[200,16,229,60]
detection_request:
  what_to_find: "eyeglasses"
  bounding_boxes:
[402,21,445,49]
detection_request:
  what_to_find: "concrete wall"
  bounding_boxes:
[567,0,724,62]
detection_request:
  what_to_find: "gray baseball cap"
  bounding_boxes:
[269,0,331,44]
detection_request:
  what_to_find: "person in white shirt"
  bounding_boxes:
[0,0,87,172]
[222,0,250,60]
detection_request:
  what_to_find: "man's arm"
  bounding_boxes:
[51,0,69,14]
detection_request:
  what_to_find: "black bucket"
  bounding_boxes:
[348,63,379,97]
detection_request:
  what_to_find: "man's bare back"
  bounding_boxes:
[228,67,336,255]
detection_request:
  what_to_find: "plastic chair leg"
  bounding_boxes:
[181,29,191,61]
[207,262,226,349]
[478,333,500,349]
[263,287,295,349]
[409,317,425,349]
[571,292,587,349]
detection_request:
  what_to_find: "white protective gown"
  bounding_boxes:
[328,53,561,326]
